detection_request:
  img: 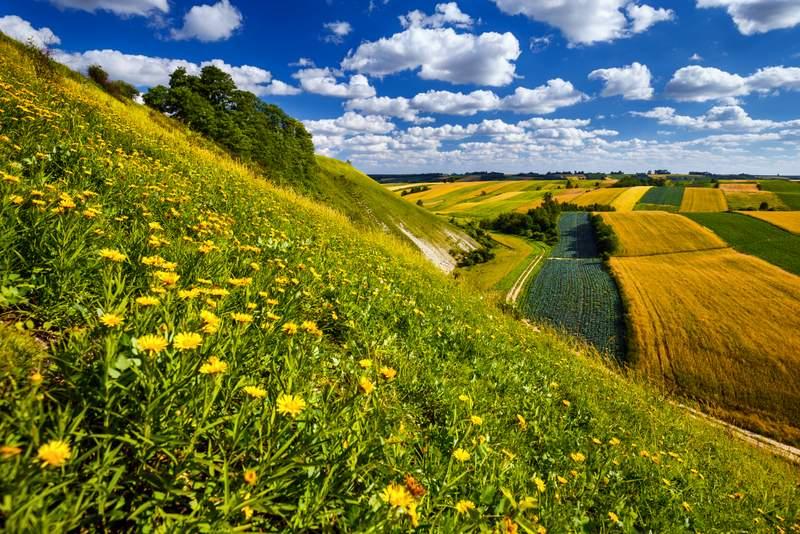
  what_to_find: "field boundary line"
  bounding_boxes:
[506,250,545,304]
[672,402,800,465]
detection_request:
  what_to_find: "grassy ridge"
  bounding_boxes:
[686,212,800,276]
[0,36,799,531]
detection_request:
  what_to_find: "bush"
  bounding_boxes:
[590,214,619,259]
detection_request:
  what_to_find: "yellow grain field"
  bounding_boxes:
[743,211,800,234]
[679,188,728,212]
[570,188,625,207]
[601,212,727,256]
[719,183,759,192]
[610,186,652,212]
[610,248,800,442]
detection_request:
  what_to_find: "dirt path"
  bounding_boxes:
[506,251,545,305]
[673,402,800,465]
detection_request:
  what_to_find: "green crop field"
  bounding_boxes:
[522,214,625,358]
[760,180,800,209]
[686,213,800,275]
[634,186,684,211]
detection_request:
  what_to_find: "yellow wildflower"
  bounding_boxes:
[173,332,203,351]
[243,469,257,486]
[231,312,253,324]
[276,393,306,417]
[9,194,23,205]
[37,440,71,467]
[358,359,372,368]
[155,271,180,286]
[608,511,620,523]
[228,277,252,287]
[31,371,43,384]
[281,322,298,335]
[682,501,692,512]
[534,477,546,493]
[99,312,124,328]
[381,483,414,509]
[557,476,568,485]
[243,385,267,399]
[199,356,227,375]
[98,248,126,262]
[455,500,476,514]
[1,445,22,459]
[458,394,470,402]
[516,414,527,430]
[453,448,470,462]
[301,320,322,337]
[380,366,397,380]
[359,376,375,395]
[570,452,586,463]
[609,437,620,446]
[470,415,483,426]
[562,399,571,407]
[136,334,168,355]
[135,295,160,307]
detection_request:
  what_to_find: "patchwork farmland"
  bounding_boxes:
[600,212,726,256]
[744,211,800,234]
[634,186,684,211]
[679,188,728,212]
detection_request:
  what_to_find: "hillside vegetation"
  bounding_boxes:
[1,36,799,531]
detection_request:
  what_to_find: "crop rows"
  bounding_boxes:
[637,186,684,207]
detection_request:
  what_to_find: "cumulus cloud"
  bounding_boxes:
[341,4,520,86]
[697,0,800,35]
[345,96,421,122]
[632,105,783,131]
[0,15,61,48]
[47,0,168,16]
[411,90,500,116]
[323,21,352,43]
[293,68,376,98]
[490,0,674,45]
[501,79,589,114]
[400,2,474,29]
[589,62,653,100]
[170,0,242,42]
[665,65,800,101]
[52,49,298,96]
[304,112,395,136]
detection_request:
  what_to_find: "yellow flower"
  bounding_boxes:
[380,366,397,380]
[608,511,620,523]
[557,476,568,485]
[178,288,200,300]
[281,322,298,335]
[30,371,43,384]
[231,312,253,324]
[609,437,621,446]
[99,312,124,328]
[562,399,571,407]
[516,414,527,430]
[301,321,322,337]
[358,359,372,368]
[276,393,306,417]
[136,334,168,355]
[228,277,252,287]
[519,496,536,511]
[98,248,127,262]
[534,477,546,493]
[37,440,71,467]
[359,376,375,395]
[200,310,221,333]
[135,295,160,307]
[455,500,476,514]
[173,332,203,351]
[470,415,483,426]
[243,469,257,486]
[9,194,23,205]
[1,445,22,459]
[242,505,253,519]
[458,394,470,402]
[681,501,692,513]
[570,452,586,463]
[199,356,227,375]
[380,483,414,509]
[148,221,163,231]
[453,448,470,462]
[155,271,180,286]
[243,385,267,399]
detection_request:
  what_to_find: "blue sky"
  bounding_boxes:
[2,0,800,174]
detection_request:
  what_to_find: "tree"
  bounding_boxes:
[87,64,109,86]
[106,80,138,100]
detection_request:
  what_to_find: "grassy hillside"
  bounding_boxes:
[0,36,799,531]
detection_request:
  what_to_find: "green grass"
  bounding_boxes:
[636,186,684,208]
[1,34,799,532]
[760,180,800,209]
[685,213,800,275]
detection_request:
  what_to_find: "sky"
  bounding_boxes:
[2,0,800,174]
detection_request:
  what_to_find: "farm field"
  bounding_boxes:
[686,213,800,276]
[744,211,800,234]
[522,213,624,358]
[609,186,652,211]
[601,212,727,256]
[456,233,545,298]
[634,186,684,212]
[760,180,800,209]
[723,191,787,210]
[679,188,728,212]
[719,183,759,192]
[609,249,800,444]
[567,187,625,208]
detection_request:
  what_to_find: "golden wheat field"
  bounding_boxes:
[743,211,800,234]
[570,187,625,207]
[610,249,800,443]
[609,186,653,212]
[601,212,727,256]
[679,188,728,212]
[719,183,759,192]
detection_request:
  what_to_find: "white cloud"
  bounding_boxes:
[400,2,474,29]
[345,96,422,122]
[626,3,675,33]
[529,35,552,52]
[411,90,500,116]
[47,0,168,16]
[666,65,800,101]
[690,53,703,62]
[170,0,242,42]
[589,62,654,100]
[490,0,673,45]
[293,68,376,98]
[341,6,520,86]
[518,117,592,128]
[632,105,782,131]
[697,0,800,35]
[304,112,395,136]
[323,21,352,43]
[501,79,588,114]
[0,15,61,48]
[52,49,297,96]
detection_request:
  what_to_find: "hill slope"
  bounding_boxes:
[0,36,798,531]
